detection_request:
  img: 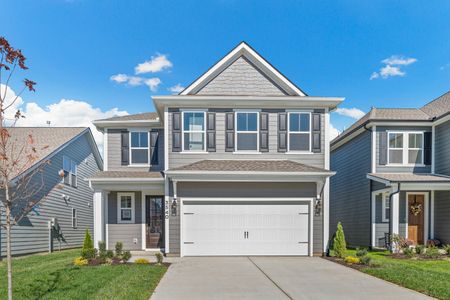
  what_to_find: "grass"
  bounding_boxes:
[345,249,450,300]
[0,249,167,300]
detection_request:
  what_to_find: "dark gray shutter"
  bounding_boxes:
[379,131,387,165]
[150,130,159,165]
[207,112,216,152]
[121,131,129,165]
[260,112,269,152]
[172,112,181,152]
[225,112,235,152]
[312,113,321,153]
[278,113,287,152]
[424,132,432,165]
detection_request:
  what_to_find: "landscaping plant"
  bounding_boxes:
[98,241,107,260]
[73,257,89,266]
[155,252,163,265]
[444,245,450,255]
[344,256,360,264]
[355,247,368,258]
[135,258,150,264]
[332,222,347,258]
[115,241,123,257]
[415,244,425,255]
[122,251,132,262]
[425,246,440,259]
[81,229,96,259]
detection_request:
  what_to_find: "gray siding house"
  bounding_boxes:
[1,127,102,256]
[89,42,343,256]
[330,91,450,248]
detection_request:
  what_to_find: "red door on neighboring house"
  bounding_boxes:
[408,194,425,245]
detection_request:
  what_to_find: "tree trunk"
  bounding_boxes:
[5,192,13,300]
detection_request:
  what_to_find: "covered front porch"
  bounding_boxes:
[368,173,450,248]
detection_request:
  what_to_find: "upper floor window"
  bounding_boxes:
[388,132,423,165]
[117,192,134,223]
[130,131,149,164]
[183,111,205,151]
[62,156,77,187]
[236,112,259,151]
[288,112,311,152]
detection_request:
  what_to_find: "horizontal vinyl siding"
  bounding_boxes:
[435,120,450,176]
[330,131,371,247]
[0,133,100,256]
[434,191,450,244]
[168,111,325,169]
[107,224,142,250]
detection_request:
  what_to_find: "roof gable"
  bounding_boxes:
[180,42,306,96]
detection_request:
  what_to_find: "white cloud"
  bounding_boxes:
[110,74,162,91]
[335,108,365,120]
[168,84,185,94]
[135,54,173,74]
[370,55,417,80]
[329,123,341,141]
[110,73,129,83]
[143,78,162,92]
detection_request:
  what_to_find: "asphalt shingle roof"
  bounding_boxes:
[420,91,450,119]
[95,112,159,122]
[368,173,450,183]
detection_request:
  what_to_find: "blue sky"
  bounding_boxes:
[2,0,450,141]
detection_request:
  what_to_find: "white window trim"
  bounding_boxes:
[181,111,207,153]
[117,192,135,224]
[129,131,150,166]
[387,131,425,166]
[381,192,390,223]
[72,207,77,228]
[287,111,312,153]
[235,111,260,152]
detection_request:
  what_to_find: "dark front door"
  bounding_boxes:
[408,194,425,245]
[146,196,164,249]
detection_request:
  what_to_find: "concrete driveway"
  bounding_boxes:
[151,257,431,300]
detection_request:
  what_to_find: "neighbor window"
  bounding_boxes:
[388,132,423,165]
[382,193,390,222]
[236,112,258,151]
[288,112,311,151]
[118,193,134,223]
[72,208,77,228]
[183,111,205,151]
[62,156,77,187]
[130,132,149,164]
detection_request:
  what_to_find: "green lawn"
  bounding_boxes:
[0,249,167,300]
[345,249,450,300]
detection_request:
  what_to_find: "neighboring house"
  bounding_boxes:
[0,127,103,257]
[89,42,343,257]
[330,91,450,248]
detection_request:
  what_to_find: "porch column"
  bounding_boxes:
[93,191,105,249]
[390,192,400,236]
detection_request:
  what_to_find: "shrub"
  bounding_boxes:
[122,251,132,262]
[332,222,347,258]
[359,255,372,265]
[443,245,450,255]
[135,258,150,264]
[425,247,440,259]
[115,242,123,257]
[415,244,425,255]
[402,247,414,257]
[427,239,441,247]
[344,256,360,264]
[74,257,88,266]
[155,252,163,264]
[355,247,368,258]
[98,241,107,259]
[106,250,114,259]
[81,229,95,259]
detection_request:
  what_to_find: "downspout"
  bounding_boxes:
[363,124,374,249]
[388,182,401,252]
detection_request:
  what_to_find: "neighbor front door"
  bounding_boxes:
[146,196,164,249]
[408,194,425,245]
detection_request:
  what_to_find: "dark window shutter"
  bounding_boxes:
[278,113,287,152]
[379,131,387,165]
[207,112,216,152]
[260,112,269,152]
[225,112,235,152]
[312,113,321,153]
[424,132,432,165]
[172,112,181,152]
[150,130,159,164]
[121,131,129,165]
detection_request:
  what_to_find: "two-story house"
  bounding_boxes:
[89,42,343,256]
[330,91,450,249]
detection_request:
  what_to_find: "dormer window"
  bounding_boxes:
[387,132,424,165]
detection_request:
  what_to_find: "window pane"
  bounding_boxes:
[236,133,257,150]
[237,113,257,131]
[289,133,310,151]
[140,132,148,147]
[389,149,403,164]
[131,149,148,164]
[63,156,71,172]
[121,197,131,208]
[184,133,204,151]
[408,149,422,164]
[184,112,204,131]
[121,209,131,221]
[408,133,422,148]
[131,132,140,147]
[300,114,310,131]
[70,161,76,174]
[389,133,403,148]
[289,114,300,131]
[237,113,247,131]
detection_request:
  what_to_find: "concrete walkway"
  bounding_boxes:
[151,257,432,300]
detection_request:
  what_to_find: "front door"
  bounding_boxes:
[146,196,164,249]
[408,194,425,245]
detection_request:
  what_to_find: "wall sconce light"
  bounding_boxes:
[62,194,70,203]
[171,198,177,216]
[315,199,322,216]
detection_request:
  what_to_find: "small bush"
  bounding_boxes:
[425,247,440,259]
[122,251,132,262]
[98,241,107,258]
[359,255,372,265]
[332,222,347,258]
[135,258,150,264]
[355,247,368,258]
[115,242,123,257]
[81,248,96,260]
[402,247,414,257]
[106,250,114,259]
[415,244,425,255]
[74,257,88,266]
[443,245,450,255]
[344,256,360,264]
[81,229,95,259]
[155,252,163,264]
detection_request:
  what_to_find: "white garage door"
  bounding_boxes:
[182,201,310,256]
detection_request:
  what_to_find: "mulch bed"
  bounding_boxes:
[322,256,371,271]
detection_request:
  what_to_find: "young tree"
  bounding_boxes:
[0,37,48,300]
[333,222,347,258]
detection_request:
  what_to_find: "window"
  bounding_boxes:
[387,132,423,165]
[182,112,205,151]
[236,112,258,151]
[130,132,149,164]
[117,193,134,223]
[72,208,77,228]
[62,156,77,187]
[382,193,390,222]
[288,112,311,151]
